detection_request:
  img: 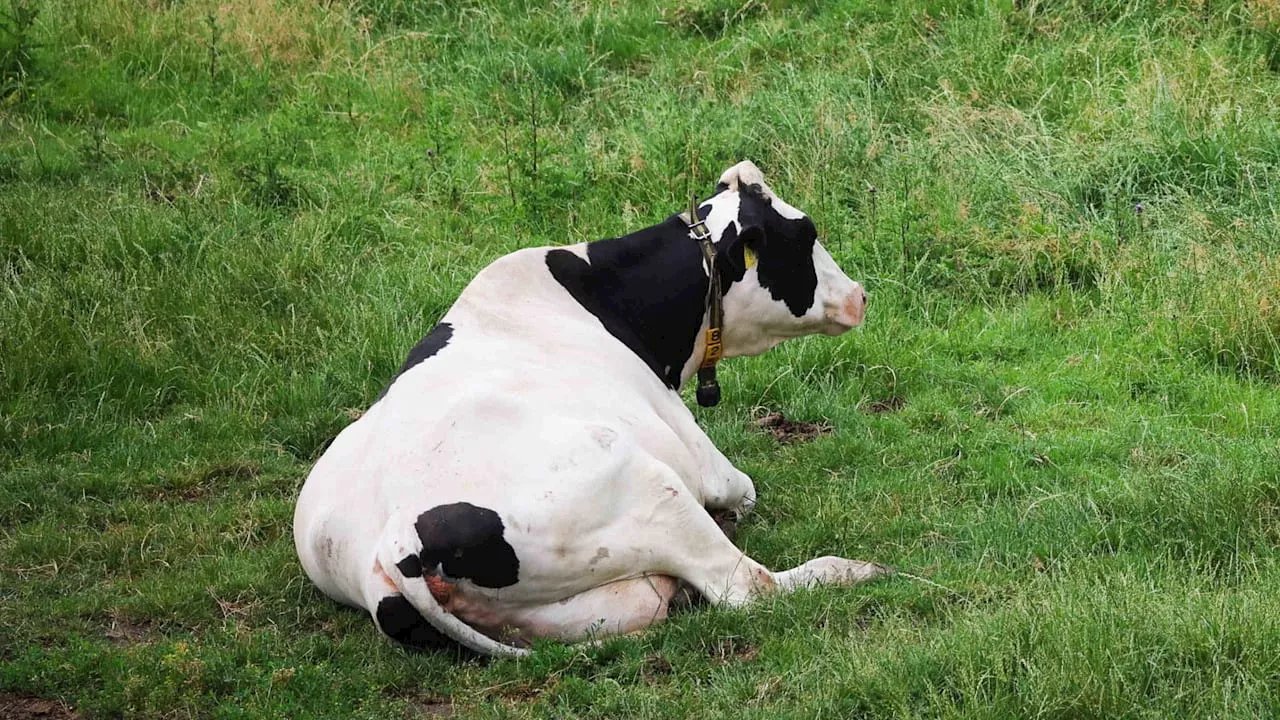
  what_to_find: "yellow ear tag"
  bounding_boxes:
[744,247,757,269]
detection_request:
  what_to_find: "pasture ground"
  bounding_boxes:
[3,0,1280,717]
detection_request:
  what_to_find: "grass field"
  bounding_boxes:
[4,0,1280,716]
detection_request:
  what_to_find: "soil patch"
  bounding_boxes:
[753,410,833,444]
[708,636,759,663]
[641,653,673,684]
[865,396,907,414]
[145,461,262,501]
[200,461,262,483]
[104,614,154,646]
[0,693,79,720]
[383,689,455,717]
[408,698,454,717]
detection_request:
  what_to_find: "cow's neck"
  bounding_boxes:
[545,215,713,390]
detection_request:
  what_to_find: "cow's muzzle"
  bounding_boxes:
[824,282,867,333]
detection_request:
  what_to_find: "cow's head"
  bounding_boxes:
[700,161,867,357]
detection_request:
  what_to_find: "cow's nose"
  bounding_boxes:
[846,285,866,326]
[826,283,866,331]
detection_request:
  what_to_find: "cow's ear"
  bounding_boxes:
[725,224,765,273]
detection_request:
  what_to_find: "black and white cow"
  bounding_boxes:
[293,161,884,656]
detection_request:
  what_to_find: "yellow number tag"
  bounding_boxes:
[744,247,757,269]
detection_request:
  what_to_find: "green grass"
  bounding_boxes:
[3,0,1280,716]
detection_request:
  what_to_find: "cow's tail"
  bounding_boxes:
[374,535,531,658]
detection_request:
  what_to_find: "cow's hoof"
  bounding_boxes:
[777,556,892,591]
[841,559,893,583]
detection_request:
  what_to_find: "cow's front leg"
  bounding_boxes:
[697,457,755,544]
[656,401,757,516]
[647,470,890,606]
[675,422,756,519]
[702,461,756,517]
[684,439,755,541]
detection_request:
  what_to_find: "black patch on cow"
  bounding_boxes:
[375,594,449,649]
[715,222,748,287]
[737,187,818,317]
[375,322,454,401]
[396,554,423,578]
[546,215,709,388]
[415,502,519,588]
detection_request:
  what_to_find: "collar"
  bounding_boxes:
[682,195,723,407]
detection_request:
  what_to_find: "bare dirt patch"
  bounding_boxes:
[0,693,79,720]
[752,410,833,444]
[200,461,262,483]
[103,613,154,646]
[865,395,907,414]
[145,461,262,501]
[708,636,759,663]
[642,653,673,683]
[494,681,551,703]
[407,697,455,718]
[382,688,455,718]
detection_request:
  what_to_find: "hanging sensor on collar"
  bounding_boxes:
[696,367,721,407]
[689,194,723,407]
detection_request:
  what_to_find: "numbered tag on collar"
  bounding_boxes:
[744,247,757,270]
[700,327,723,368]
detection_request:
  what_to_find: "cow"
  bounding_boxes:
[293,160,886,657]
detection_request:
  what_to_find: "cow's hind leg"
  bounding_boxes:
[371,566,682,649]
[496,574,683,645]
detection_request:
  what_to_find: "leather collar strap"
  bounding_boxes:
[686,195,723,407]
